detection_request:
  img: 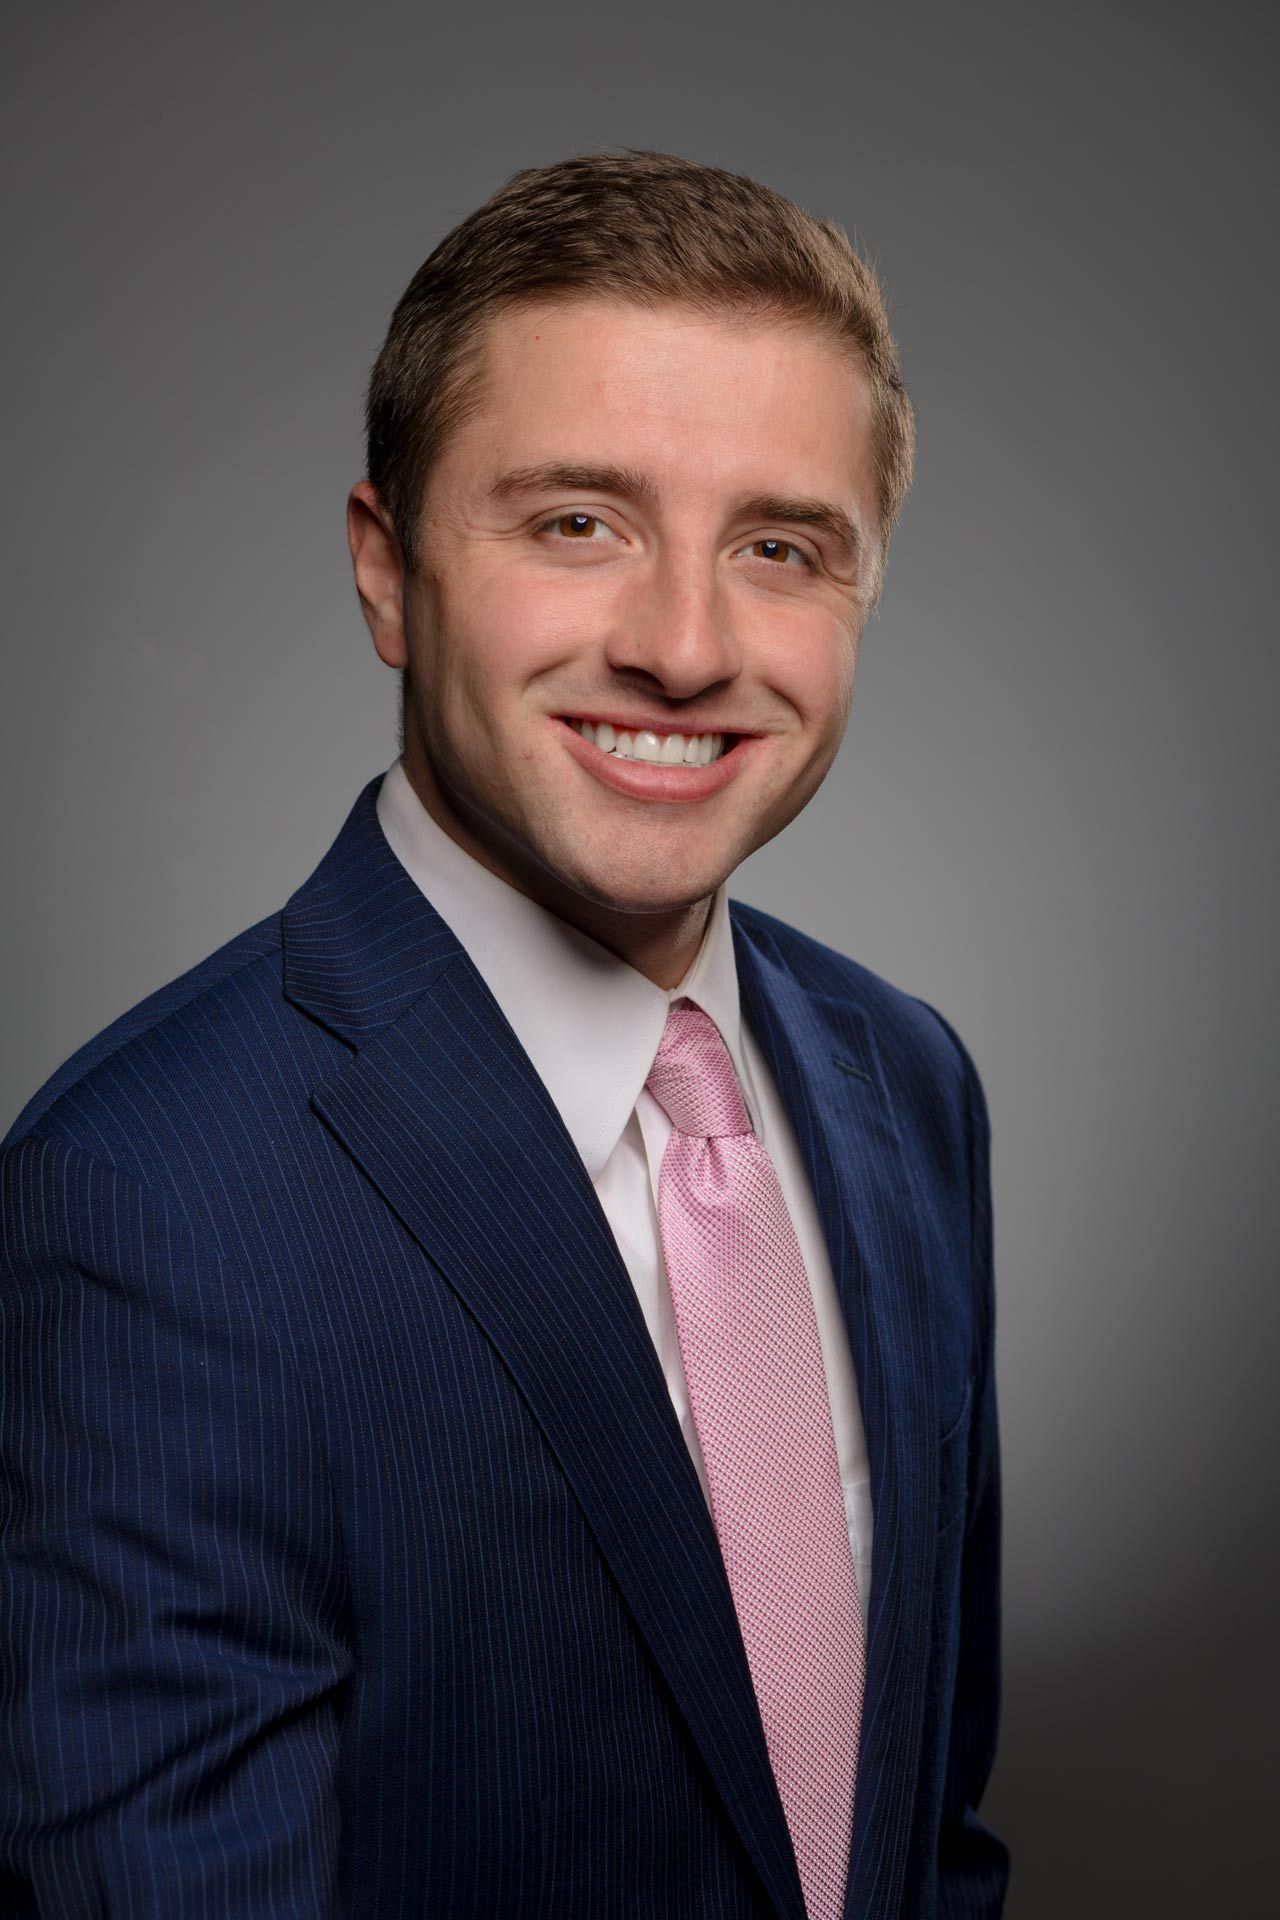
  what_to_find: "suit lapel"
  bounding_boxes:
[732,907,941,1920]
[283,780,807,1920]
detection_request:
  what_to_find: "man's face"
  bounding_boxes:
[374,296,880,928]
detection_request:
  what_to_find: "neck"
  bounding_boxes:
[400,751,713,991]
[552,894,711,991]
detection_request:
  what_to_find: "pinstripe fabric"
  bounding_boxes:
[0,774,1008,1919]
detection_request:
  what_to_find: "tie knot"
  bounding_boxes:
[645,999,752,1139]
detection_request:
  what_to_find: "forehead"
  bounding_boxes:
[448,294,877,515]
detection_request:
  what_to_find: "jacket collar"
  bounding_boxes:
[281,775,462,1048]
[373,756,762,1173]
[283,774,940,1920]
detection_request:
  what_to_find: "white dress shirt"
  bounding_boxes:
[377,757,873,1625]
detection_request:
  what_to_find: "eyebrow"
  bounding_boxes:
[488,462,866,569]
[490,462,660,508]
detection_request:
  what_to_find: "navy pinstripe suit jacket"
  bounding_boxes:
[1,775,1008,1919]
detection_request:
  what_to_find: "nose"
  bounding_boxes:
[602,548,743,700]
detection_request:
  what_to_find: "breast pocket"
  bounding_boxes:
[936,1378,973,1535]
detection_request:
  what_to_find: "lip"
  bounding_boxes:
[553,715,763,803]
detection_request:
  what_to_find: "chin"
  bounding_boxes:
[566,860,726,919]
[528,814,743,919]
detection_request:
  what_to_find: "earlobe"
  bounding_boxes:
[347,480,409,670]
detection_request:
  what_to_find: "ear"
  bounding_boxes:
[347,480,408,669]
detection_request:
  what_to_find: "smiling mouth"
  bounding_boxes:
[561,717,740,766]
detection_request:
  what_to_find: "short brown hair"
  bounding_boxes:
[365,149,915,609]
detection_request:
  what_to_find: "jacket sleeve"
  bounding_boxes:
[0,1134,354,1916]
[936,1047,1011,1919]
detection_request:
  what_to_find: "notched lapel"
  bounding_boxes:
[306,944,808,1920]
[732,910,943,1920]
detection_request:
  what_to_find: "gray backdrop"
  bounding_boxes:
[3,3,1276,1913]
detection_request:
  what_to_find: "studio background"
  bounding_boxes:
[3,4,1275,1914]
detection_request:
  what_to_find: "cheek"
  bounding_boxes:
[749,605,855,732]
[413,569,567,757]
[830,639,858,717]
[450,561,618,683]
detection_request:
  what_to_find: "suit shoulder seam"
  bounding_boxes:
[4,916,285,1151]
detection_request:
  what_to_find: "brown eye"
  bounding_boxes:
[536,511,621,553]
[753,538,800,565]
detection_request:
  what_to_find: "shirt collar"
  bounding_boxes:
[375,757,759,1175]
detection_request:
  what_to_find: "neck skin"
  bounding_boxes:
[400,719,712,992]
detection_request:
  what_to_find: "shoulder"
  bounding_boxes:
[1,910,307,1208]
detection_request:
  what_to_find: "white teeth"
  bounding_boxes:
[569,719,730,765]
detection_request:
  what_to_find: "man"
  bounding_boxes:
[0,151,1007,1918]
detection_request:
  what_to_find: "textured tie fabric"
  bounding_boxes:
[646,998,865,1920]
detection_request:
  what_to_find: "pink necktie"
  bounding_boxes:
[646,998,865,1920]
